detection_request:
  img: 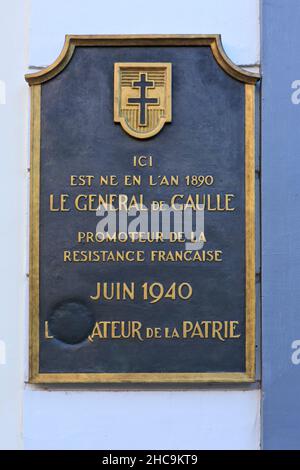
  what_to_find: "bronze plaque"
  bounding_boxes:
[26,35,259,383]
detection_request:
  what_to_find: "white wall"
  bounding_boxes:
[0,0,29,450]
[24,390,260,450]
[29,0,260,68]
[0,0,261,450]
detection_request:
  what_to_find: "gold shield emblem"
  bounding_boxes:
[114,63,172,139]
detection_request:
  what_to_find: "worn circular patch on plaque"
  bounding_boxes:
[49,301,94,344]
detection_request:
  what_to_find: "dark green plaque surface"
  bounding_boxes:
[26,36,259,383]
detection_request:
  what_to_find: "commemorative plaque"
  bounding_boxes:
[26,35,259,383]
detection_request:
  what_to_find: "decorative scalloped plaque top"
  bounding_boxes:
[25,34,260,86]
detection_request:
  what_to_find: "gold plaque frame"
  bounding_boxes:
[25,35,259,384]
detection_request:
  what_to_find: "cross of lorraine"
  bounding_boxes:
[114,63,172,139]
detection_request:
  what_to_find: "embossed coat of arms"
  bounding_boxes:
[114,63,172,139]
